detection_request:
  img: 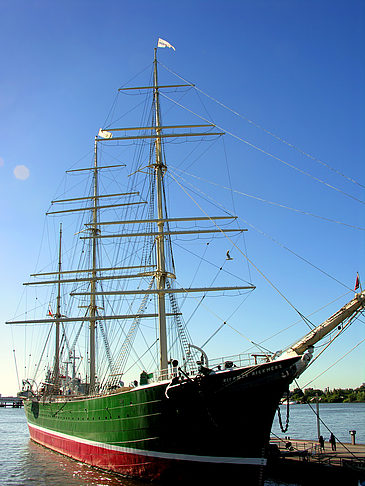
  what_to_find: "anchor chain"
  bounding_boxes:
[277,391,290,433]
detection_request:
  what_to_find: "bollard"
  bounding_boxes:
[349,430,356,445]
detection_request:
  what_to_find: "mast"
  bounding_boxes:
[53,223,62,390]
[153,48,168,377]
[89,137,98,392]
[6,53,251,387]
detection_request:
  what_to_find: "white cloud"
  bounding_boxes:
[14,165,30,180]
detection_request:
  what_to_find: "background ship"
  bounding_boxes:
[8,46,365,483]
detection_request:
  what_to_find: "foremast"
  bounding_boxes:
[52,223,63,391]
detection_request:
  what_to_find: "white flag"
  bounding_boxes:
[98,128,113,139]
[157,38,175,51]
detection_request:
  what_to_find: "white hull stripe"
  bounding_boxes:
[29,423,267,466]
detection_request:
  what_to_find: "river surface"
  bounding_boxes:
[272,402,365,443]
[1,403,364,485]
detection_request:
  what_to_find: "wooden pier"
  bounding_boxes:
[267,437,365,485]
[0,396,23,408]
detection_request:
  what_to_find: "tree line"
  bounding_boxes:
[290,384,365,403]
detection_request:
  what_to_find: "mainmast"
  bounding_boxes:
[89,137,98,392]
[153,48,168,376]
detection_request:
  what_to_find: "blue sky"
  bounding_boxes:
[0,0,364,396]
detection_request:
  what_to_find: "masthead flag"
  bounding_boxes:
[157,38,175,51]
[354,272,360,291]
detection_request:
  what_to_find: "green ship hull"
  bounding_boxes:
[25,357,301,482]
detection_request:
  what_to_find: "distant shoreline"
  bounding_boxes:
[289,386,365,404]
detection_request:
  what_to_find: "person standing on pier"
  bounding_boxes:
[319,435,325,451]
[329,432,336,451]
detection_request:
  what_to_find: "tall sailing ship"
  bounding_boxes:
[8,46,365,483]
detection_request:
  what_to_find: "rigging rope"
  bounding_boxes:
[160,92,365,206]
[158,61,365,190]
[241,291,354,354]
[171,168,355,291]
[107,277,155,387]
[168,170,314,330]
[301,336,365,389]
[171,167,365,231]
[221,136,253,281]
[173,275,258,348]
[180,242,268,352]
[292,378,362,461]
[237,220,358,291]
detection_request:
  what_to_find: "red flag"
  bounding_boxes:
[48,305,53,317]
[354,273,360,291]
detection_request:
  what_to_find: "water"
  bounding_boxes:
[0,408,145,486]
[271,402,365,444]
[1,404,364,485]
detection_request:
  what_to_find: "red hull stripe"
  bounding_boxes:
[28,423,266,467]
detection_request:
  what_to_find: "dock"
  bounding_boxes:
[267,437,365,485]
[0,396,23,408]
